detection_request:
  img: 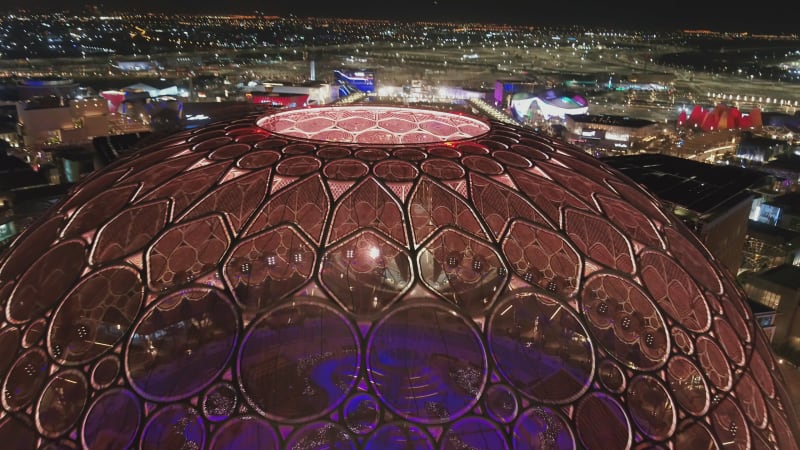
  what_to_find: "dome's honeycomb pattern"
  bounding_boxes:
[258,106,490,144]
[0,106,797,450]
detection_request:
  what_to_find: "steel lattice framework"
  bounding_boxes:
[0,105,797,449]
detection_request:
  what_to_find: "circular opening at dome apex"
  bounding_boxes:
[257,106,491,145]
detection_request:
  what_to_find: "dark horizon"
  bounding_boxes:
[2,1,798,35]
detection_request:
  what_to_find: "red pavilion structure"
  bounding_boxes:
[677,103,763,131]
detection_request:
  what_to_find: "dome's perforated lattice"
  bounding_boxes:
[0,105,797,449]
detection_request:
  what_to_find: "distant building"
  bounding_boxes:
[677,103,761,131]
[0,78,20,101]
[603,154,770,272]
[510,89,588,122]
[92,132,152,166]
[16,96,109,150]
[756,192,800,232]
[123,80,179,99]
[565,114,659,152]
[0,182,70,251]
[245,81,338,106]
[180,101,266,129]
[563,74,602,90]
[614,72,674,91]
[0,144,47,192]
[0,193,15,247]
[247,92,308,108]
[741,264,800,349]
[16,77,81,100]
[741,220,800,272]
[749,298,778,342]
[334,69,376,97]
[761,111,800,131]
[759,156,800,191]
[736,132,791,162]
[14,95,152,186]
[273,82,338,105]
[56,146,99,183]
[120,96,182,131]
[0,141,52,247]
[494,79,537,108]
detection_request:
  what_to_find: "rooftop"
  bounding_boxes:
[764,157,800,174]
[761,112,800,131]
[124,79,178,91]
[568,114,655,128]
[747,219,800,244]
[21,95,67,110]
[748,298,776,314]
[602,153,769,215]
[757,264,800,289]
[19,76,76,87]
[769,191,800,211]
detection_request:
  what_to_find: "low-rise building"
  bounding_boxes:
[741,220,800,272]
[564,114,660,153]
[756,192,800,232]
[749,298,778,342]
[16,96,109,150]
[741,264,800,349]
[245,80,338,106]
[603,154,770,273]
[123,80,180,99]
[0,141,53,247]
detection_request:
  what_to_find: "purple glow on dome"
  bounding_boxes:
[0,105,798,449]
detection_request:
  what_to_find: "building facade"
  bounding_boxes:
[564,114,660,153]
[16,97,109,150]
[742,264,800,349]
[742,219,800,272]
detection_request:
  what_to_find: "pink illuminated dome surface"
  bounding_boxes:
[0,105,797,449]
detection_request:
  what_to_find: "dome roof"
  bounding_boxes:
[0,105,797,449]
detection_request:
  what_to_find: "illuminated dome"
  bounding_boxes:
[0,105,797,449]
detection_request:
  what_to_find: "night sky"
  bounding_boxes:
[4,0,798,34]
